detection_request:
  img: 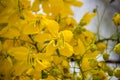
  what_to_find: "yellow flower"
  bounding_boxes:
[79,12,96,26]
[79,30,95,46]
[113,13,120,27]
[64,0,83,7]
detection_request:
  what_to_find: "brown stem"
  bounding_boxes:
[101,60,120,64]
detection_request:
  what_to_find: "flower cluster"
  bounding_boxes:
[0,0,120,80]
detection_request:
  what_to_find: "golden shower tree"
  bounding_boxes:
[0,0,120,80]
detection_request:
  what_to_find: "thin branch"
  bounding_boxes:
[95,38,117,43]
[101,60,120,64]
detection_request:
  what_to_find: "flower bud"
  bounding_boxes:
[103,53,110,61]
[96,42,106,53]
[114,43,120,54]
[90,44,97,52]
[112,13,120,27]
[88,58,98,68]
[113,68,120,78]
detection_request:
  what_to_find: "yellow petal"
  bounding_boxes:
[81,58,91,72]
[22,22,40,34]
[34,59,50,71]
[52,56,63,65]
[42,1,51,14]
[1,26,20,39]
[8,47,29,60]
[31,0,40,12]
[46,40,56,56]
[84,50,99,58]
[72,1,83,6]
[59,42,73,57]
[0,57,13,75]
[34,33,52,43]
[74,39,86,56]
[45,20,59,37]
[79,12,96,26]
[61,30,73,42]
[62,60,69,67]
[11,61,30,76]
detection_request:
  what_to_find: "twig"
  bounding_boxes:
[101,60,120,64]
